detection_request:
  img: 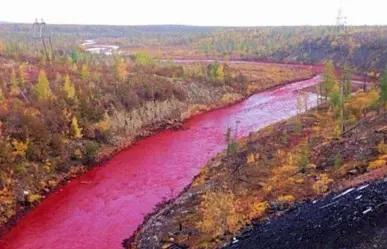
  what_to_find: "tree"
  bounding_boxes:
[80,64,90,80]
[63,75,76,99]
[342,65,352,99]
[0,40,4,54]
[34,70,52,101]
[320,60,338,101]
[380,70,387,110]
[71,116,83,138]
[225,127,232,155]
[216,64,225,81]
[18,63,27,87]
[9,69,20,96]
[0,88,4,101]
[134,52,153,65]
[115,58,128,81]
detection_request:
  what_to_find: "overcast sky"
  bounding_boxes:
[1,0,386,26]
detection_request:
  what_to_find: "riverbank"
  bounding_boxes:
[127,88,386,249]
[0,60,315,249]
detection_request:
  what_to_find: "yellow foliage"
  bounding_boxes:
[368,159,386,171]
[272,164,298,177]
[43,159,52,172]
[216,64,225,81]
[0,40,4,53]
[80,64,90,80]
[63,75,76,99]
[12,139,29,158]
[294,177,306,184]
[313,174,333,194]
[192,167,209,187]
[262,184,273,194]
[277,195,296,205]
[35,70,52,101]
[10,69,20,97]
[71,116,83,138]
[115,59,128,81]
[0,88,4,101]
[247,152,255,164]
[221,93,240,104]
[197,190,243,237]
[94,112,110,132]
[248,201,269,220]
[346,90,379,119]
[377,140,387,154]
[27,194,43,203]
[73,148,83,160]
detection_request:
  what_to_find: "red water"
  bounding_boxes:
[0,76,320,249]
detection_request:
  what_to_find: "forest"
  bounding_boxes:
[0,25,313,232]
[0,23,387,249]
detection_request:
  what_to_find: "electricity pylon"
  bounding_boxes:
[32,18,54,60]
[336,0,347,33]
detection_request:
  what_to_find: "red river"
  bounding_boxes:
[1,76,320,249]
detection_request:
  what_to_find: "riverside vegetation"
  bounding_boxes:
[127,61,387,249]
[0,38,314,232]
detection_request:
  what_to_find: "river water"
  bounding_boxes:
[1,76,320,249]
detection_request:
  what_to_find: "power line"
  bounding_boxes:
[32,18,54,60]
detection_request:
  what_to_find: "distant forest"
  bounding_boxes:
[2,24,387,71]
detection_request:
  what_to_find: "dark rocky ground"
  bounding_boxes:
[225,179,387,249]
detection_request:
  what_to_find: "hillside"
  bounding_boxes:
[2,24,387,73]
[126,79,387,248]
[0,46,314,236]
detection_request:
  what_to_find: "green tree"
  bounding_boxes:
[320,60,338,101]
[34,70,52,100]
[134,52,153,65]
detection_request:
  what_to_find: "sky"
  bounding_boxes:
[1,0,387,26]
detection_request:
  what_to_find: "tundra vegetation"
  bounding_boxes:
[0,35,313,229]
[129,62,387,249]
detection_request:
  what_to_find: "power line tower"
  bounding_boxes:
[336,0,347,34]
[32,18,54,60]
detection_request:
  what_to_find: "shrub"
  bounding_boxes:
[377,140,387,154]
[248,201,269,220]
[277,195,296,205]
[197,190,242,237]
[368,159,386,171]
[334,154,343,168]
[313,174,333,194]
[84,141,99,165]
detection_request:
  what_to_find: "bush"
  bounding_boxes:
[84,141,99,165]
[368,159,386,171]
[313,174,333,194]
